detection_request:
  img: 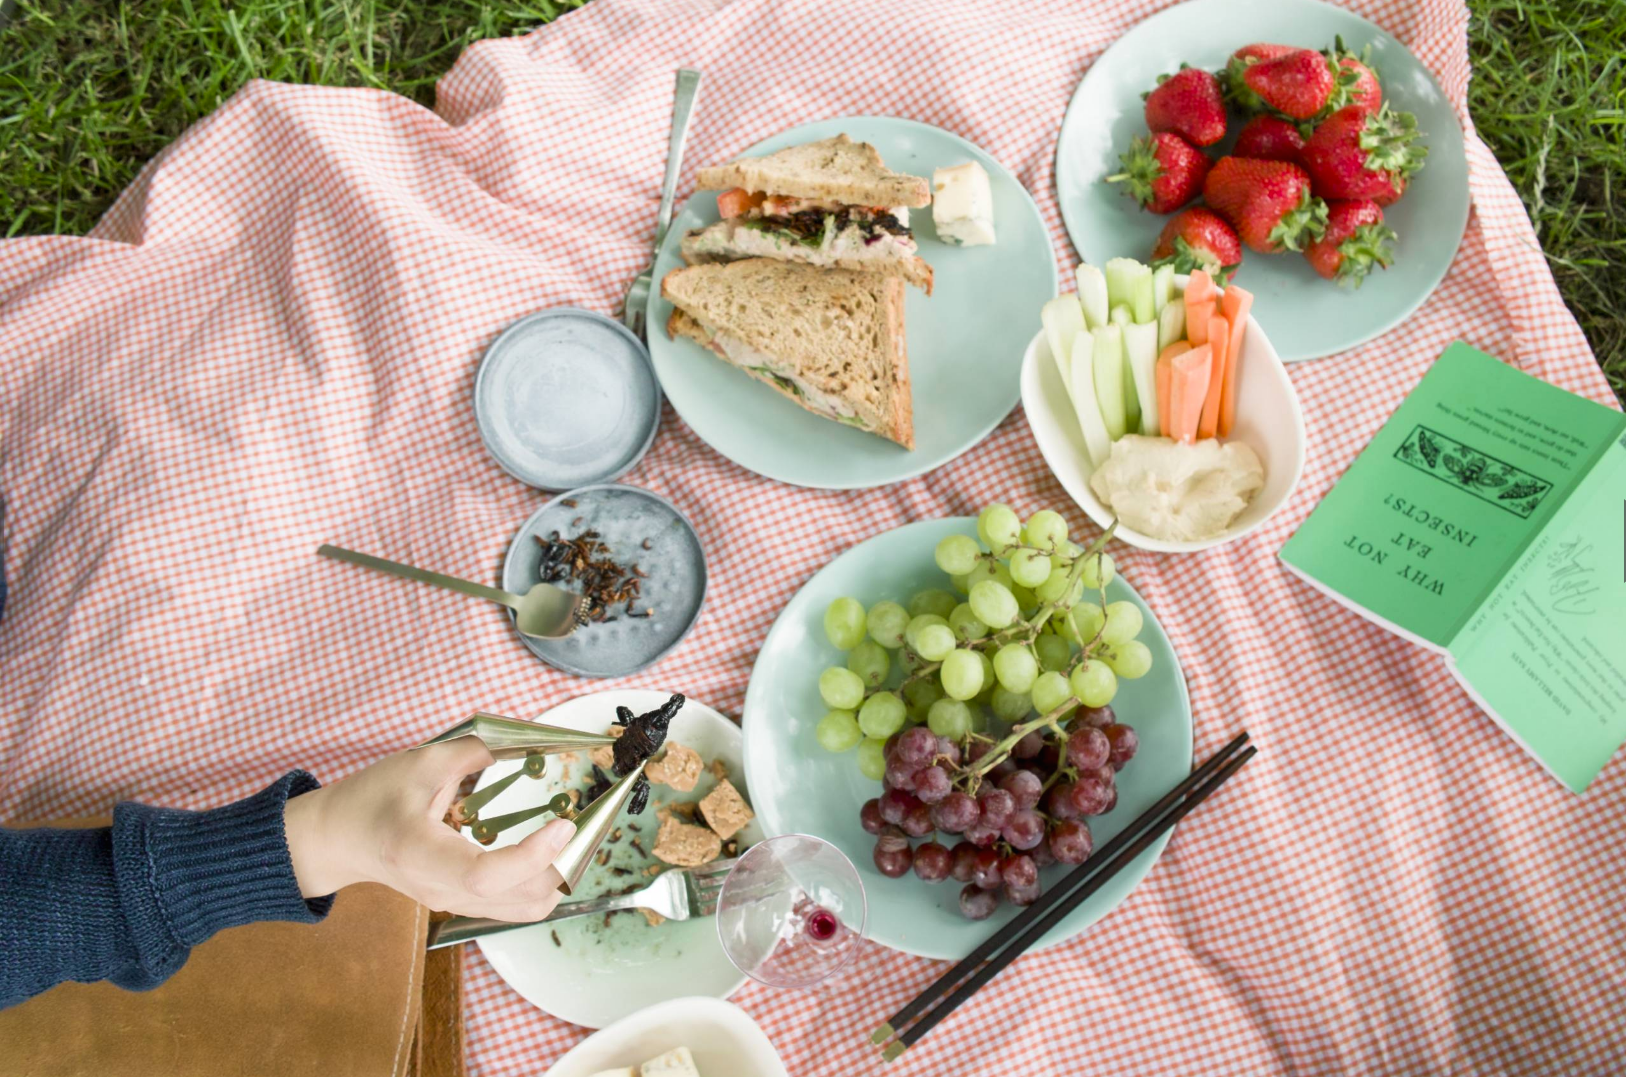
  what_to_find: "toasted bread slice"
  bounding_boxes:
[696,135,931,208]
[662,260,913,449]
[680,219,933,293]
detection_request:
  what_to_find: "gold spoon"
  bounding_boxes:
[317,544,584,639]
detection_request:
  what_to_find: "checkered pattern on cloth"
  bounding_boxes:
[1,0,1621,1073]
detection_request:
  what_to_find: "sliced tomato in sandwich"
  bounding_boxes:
[717,188,763,219]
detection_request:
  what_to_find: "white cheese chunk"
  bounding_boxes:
[641,1047,701,1077]
[931,161,996,246]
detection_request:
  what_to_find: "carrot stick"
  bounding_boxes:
[1156,341,1191,436]
[1218,286,1254,436]
[1184,270,1216,345]
[1169,344,1212,444]
[1198,315,1229,439]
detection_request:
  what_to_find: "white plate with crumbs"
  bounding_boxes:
[542,997,787,1077]
[469,690,763,1029]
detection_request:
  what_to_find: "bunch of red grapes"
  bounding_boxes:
[860,704,1138,919]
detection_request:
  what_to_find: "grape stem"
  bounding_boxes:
[899,661,942,690]
[964,699,1078,785]
[949,523,1126,791]
[985,519,1119,650]
[1038,744,1076,796]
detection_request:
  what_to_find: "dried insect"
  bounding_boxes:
[609,694,685,815]
[535,528,655,625]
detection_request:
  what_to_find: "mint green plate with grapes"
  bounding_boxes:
[741,516,1193,960]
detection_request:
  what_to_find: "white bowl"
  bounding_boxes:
[467,690,764,1029]
[541,996,788,1077]
[1019,298,1305,553]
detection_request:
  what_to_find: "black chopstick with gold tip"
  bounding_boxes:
[873,732,1255,1061]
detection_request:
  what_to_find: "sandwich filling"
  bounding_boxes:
[706,188,919,260]
[684,315,871,431]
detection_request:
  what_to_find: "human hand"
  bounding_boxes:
[283,736,575,921]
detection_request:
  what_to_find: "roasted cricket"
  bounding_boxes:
[588,693,685,815]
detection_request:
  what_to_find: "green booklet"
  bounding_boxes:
[1280,342,1626,793]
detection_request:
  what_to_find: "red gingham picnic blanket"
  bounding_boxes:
[2,0,1621,1073]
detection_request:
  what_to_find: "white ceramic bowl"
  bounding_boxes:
[467,690,764,1029]
[541,996,788,1077]
[1019,293,1305,553]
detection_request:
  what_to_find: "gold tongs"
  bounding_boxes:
[422,711,650,895]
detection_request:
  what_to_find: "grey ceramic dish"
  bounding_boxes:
[474,309,661,491]
[502,484,706,678]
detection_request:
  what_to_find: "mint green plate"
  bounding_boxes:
[1055,0,1469,362]
[647,117,1056,489]
[740,519,1194,960]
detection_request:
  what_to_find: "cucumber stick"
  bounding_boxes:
[1123,320,1161,436]
[1040,296,1087,394]
[1152,264,1175,314]
[1157,300,1187,352]
[1067,330,1113,467]
[1105,257,1155,324]
[1075,264,1109,330]
[1106,307,1140,432]
[1091,324,1128,440]
[1103,258,1140,310]
[1129,267,1155,325]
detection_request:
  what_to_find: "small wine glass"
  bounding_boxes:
[715,833,866,989]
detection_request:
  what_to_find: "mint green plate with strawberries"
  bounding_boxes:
[1054,0,1468,362]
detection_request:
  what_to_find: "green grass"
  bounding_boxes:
[0,0,1619,400]
[1468,0,1625,400]
[0,0,582,234]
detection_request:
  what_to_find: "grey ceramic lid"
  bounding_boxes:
[502,484,707,679]
[474,309,661,491]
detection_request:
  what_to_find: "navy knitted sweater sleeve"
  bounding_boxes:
[0,771,335,1009]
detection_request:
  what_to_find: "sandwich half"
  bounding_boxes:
[662,259,914,449]
[682,135,935,294]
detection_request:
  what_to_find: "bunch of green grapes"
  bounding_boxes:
[813,504,1152,785]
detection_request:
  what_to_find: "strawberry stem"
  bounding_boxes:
[1335,222,1398,287]
[1103,136,1164,210]
[1266,188,1329,253]
[1359,103,1428,179]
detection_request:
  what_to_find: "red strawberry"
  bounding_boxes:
[1105,133,1212,214]
[1304,200,1396,285]
[1301,103,1427,201]
[1144,66,1227,147]
[1221,43,1296,111]
[1233,115,1306,165]
[1202,156,1329,254]
[1374,175,1407,206]
[1151,207,1243,284]
[1324,36,1382,115]
[1243,48,1337,120]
